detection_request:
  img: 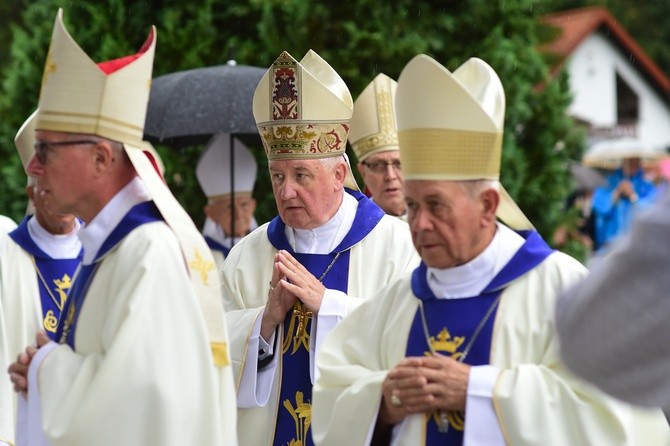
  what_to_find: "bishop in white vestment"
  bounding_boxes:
[312,54,670,446]
[222,50,419,445]
[8,10,237,445]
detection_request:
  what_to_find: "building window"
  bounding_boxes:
[616,73,639,125]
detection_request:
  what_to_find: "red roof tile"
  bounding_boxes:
[540,6,670,94]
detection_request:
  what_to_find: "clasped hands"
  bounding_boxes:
[378,356,470,426]
[615,179,637,202]
[260,250,325,341]
[7,331,51,396]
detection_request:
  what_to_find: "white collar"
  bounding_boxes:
[27,216,81,259]
[79,177,151,265]
[427,223,525,299]
[285,191,357,254]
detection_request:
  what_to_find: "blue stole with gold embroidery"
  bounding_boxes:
[267,188,384,446]
[405,230,553,445]
[55,201,163,349]
[9,217,83,340]
[205,235,231,258]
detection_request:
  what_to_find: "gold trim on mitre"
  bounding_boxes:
[36,9,155,146]
[396,55,533,230]
[349,73,399,162]
[15,110,38,172]
[253,50,353,160]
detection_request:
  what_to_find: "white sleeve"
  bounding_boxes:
[464,365,505,446]
[17,342,58,446]
[310,289,364,383]
[236,315,280,408]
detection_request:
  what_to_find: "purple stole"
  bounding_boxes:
[266,188,384,446]
[55,201,163,348]
[205,235,231,258]
[9,218,83,341]
[405,230,553,445]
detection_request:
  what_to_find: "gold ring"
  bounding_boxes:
[391,393,402,408]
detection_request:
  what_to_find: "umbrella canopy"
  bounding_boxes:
[583,137,665,169]
[144,61,265,148]
[568,161,606,190]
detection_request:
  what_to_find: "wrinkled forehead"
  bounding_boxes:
[364,150,401,163]
[404,179,462,198]
[268,158,324,172]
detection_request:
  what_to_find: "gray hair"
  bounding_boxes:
[319,155,345,171]
[458,179,500,200]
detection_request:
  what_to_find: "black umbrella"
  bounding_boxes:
[144,60,265,148]
[143,59,267,242]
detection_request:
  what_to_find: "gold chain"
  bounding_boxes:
[417,294,501,433]
[31,256,66,311]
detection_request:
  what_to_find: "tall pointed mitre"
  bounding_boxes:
[253,49,359,189]
[15,111,38,216]
[34,10,233,377]
[348,73,399,162]
[15,110,38,172]
[196,134,258,199]
[396,55,533,230]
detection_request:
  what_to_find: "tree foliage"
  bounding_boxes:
[1,0,589,242]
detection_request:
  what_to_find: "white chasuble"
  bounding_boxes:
[222,189,419,445]
[313,230,670,445]
[20,201,234,445]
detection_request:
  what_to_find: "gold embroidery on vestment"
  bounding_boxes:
[283,391,311,446]
[189,248,215,285]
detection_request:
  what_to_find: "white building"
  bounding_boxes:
[541,6,670,160]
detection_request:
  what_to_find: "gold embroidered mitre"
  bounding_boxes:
[15,110,37,172]
[348,73,399,162]
[36,9,155,146]
[396,55,533,230]
[252,50,353,160]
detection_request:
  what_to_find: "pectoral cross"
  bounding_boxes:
[293,303,313,339]
[284,302,312,354]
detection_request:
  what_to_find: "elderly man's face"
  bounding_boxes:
[358,150,405,216]
[204,196,256,237]
[404,180,496,269]
[269,158,345,230]
[27,130,99,220]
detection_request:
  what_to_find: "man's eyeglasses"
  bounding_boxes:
[362,160,402,174]
[33,140,98,164]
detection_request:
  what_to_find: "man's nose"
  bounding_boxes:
[411,208,433,231]
[280,180,297,200]
[26,154,44,176]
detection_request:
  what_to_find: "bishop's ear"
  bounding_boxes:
[480,188,500,225]
[94,140,116,171]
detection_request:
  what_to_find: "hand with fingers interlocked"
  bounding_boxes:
[379,356,470,426]
[260,250,326,341]
[7,331,51,397]
[274,250,326,313]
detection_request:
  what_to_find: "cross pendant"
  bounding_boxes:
[292,304,313,338]
[437,411,450,433]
